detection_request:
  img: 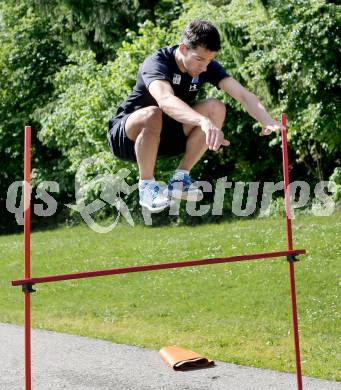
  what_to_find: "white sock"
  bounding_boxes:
[139,178,155,187]
[175,169,189,176]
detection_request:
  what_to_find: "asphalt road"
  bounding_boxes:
[1,323,339,390]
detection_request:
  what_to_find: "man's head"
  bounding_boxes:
[178,19,221,77]
[182,19,221,51]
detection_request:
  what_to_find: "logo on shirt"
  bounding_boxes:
[173,73,181,85]
[189,76,199,91]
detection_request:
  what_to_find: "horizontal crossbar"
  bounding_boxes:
[11,249,305,287]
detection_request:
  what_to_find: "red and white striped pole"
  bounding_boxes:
[281,114,303,390]
[24,125,32,390]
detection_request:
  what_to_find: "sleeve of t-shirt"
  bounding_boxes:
[204,60,230,88]
[141,53,173,89]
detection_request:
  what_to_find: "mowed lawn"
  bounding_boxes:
[0,212,340,381]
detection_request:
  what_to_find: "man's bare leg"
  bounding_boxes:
[179,98,226,171]
[124,106,170,211]
[167,98,227,201]
[124,106,162,180]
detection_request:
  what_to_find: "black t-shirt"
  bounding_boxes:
[113,45,229,120]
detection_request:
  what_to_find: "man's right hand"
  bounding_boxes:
[200,117,230,151]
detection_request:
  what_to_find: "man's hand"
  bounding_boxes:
[262,119,286,135]
[200,117,230,151]
[218,77,287,137]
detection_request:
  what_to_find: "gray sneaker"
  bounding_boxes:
[166,172,203,201]
[139,182,170,212]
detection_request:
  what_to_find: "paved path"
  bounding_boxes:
[1,323,339,390]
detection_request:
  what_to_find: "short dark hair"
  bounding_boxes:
[181,19,221,51]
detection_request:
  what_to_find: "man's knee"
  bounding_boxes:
[141,106,162,129]
[204,98,226,119]
[125,106,162,142]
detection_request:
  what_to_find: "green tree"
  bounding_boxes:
[29,0,182,61]
[241,0,341,180]
[34,22,170,205]
[2,0,339,227]
[0,1,67,205]
[176,0,341,182]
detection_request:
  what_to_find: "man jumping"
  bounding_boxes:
[108,19,284,212]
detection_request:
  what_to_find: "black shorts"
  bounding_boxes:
[107,112,187,162]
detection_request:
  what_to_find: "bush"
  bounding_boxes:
[0,1,67,203]
[34,22,170,221]
[7,0,338,227]
[175,0,341,183]
[329,167,341,204]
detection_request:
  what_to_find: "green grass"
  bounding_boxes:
[1,213,340,381]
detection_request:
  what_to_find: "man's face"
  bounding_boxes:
[180,44,217,77]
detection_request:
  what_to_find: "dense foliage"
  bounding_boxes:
[1,0,340,225]
[29,0,182,61]
[0,1,67,201]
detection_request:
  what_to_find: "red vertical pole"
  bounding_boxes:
[24,126,32,390]
[281,114,303,390]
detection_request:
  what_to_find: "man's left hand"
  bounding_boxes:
[262,120,285,135]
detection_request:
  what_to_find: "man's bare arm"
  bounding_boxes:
[149,79,229,150]
[149,79,204,126]
[218,77,284,134]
